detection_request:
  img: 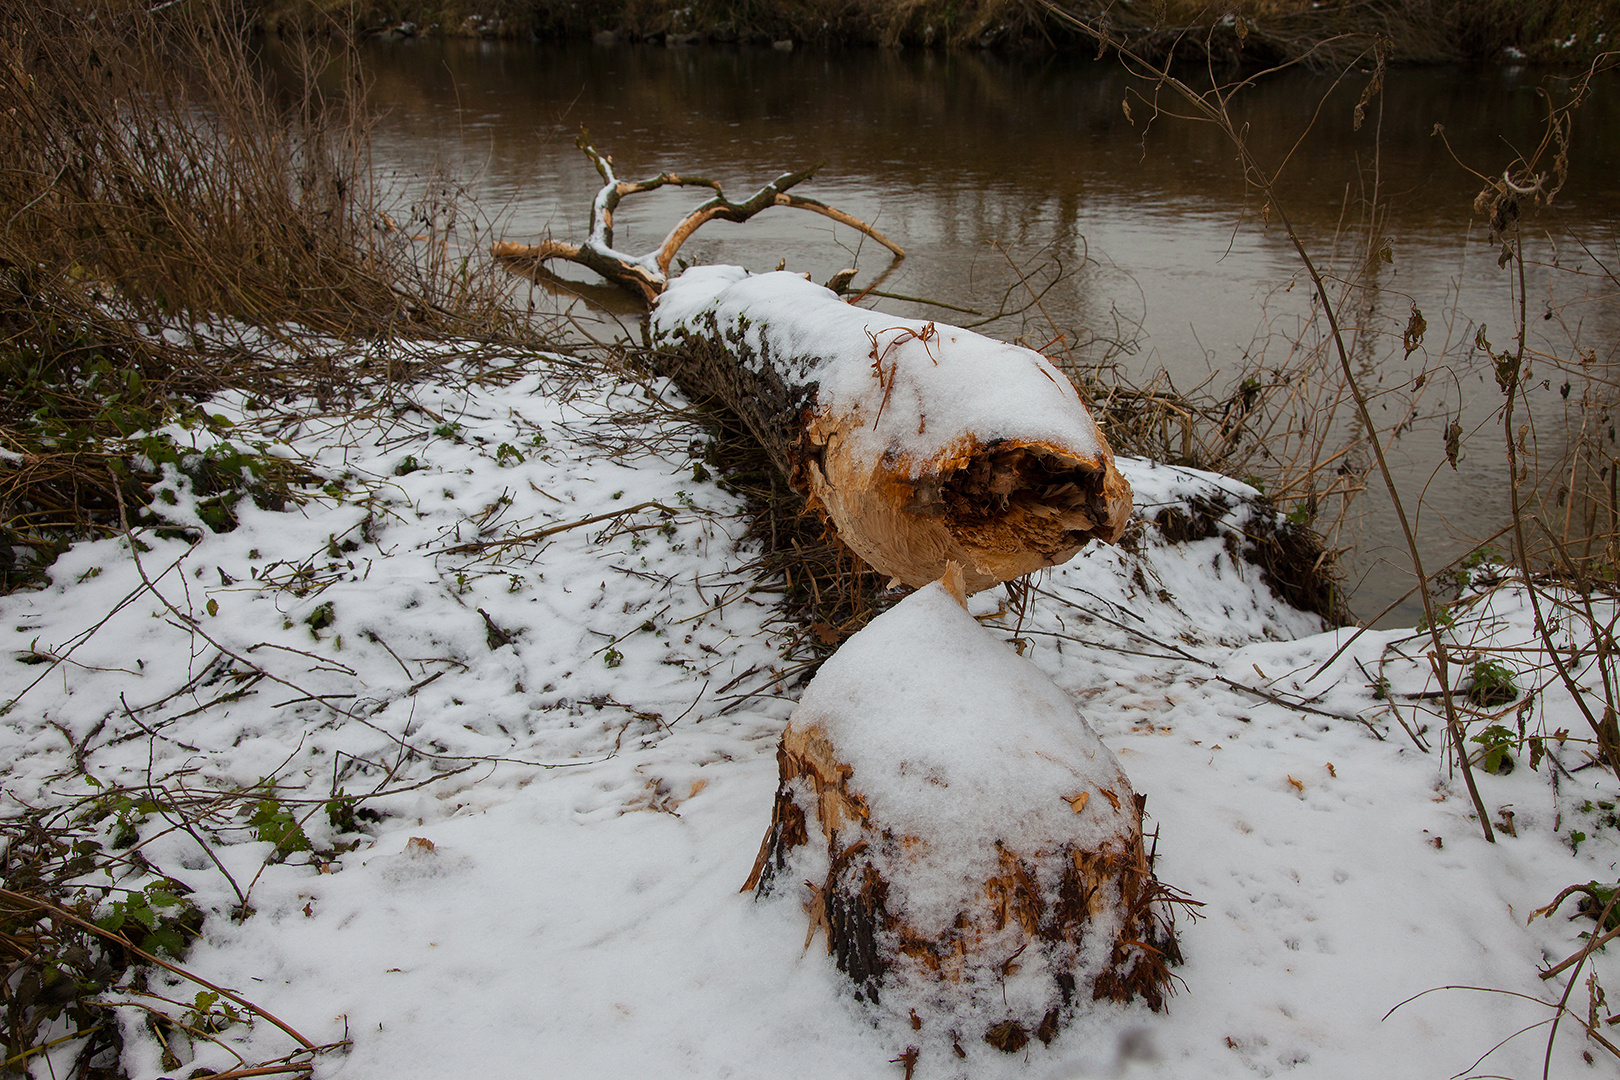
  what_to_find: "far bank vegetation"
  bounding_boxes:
[257,0,1620,66]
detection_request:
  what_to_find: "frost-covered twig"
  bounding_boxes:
[1031,584,1386,736]
[111,479,354,711]
[440,500,685,556]
[1,546,191,717]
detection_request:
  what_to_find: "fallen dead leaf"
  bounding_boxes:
[1063,792,1090,814]
[1498,808,1517,837]
[1286,776,1304,792]
[406,836,436,855]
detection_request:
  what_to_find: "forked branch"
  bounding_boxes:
[492,134,904,305]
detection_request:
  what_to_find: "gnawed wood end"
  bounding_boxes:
[648,269,1134,592]
[743,582,1189,1051]
[805,428,1132,594]
[747,718,1183,1047]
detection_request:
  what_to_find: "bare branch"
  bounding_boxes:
[493,137,903,306]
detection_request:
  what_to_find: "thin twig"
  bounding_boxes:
[1040,8,1491,839]
[0,888,316,1051]
[440,501,683,555]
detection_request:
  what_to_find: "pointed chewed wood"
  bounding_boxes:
[744,583,1186,1055]
[651,267,1132,593]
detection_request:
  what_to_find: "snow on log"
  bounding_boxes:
[651,266,1132,593]
[742,576,1181,1056]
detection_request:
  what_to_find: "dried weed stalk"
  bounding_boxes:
[1045,2,1619,1070]
[0,0,547,591]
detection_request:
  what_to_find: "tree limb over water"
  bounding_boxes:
[491,134,904,306]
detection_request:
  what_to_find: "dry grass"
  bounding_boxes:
[0,0,518,333]
[1043,21,1620,1053]
[0,3,561,1069]
[0,0,541,591]
[685,398,895,665]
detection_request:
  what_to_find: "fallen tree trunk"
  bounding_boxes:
[650,266,1132,593]
[744,573,1185,1060]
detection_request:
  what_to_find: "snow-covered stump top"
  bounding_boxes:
[744,583,1179,1064]
[651,267,1132,593]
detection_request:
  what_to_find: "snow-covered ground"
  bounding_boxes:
[2,344,1617,1079]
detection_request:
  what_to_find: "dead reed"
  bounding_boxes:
[0,7,560,1066]
[0,0,521,333]
[1039,4,1620,1062]
[675,394,895,664]
[0,0,539,591]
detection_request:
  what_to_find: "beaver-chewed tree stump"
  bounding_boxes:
[650,266,1132,593]
[743,578,1182,1056]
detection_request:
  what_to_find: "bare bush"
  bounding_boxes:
[0,0,539,590]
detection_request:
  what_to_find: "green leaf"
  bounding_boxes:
[250,798,312,858]
[143,927,185,957]
[130,903,159,931]
[305,602,335,634]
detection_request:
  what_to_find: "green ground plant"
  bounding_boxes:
[0,2,550,1073]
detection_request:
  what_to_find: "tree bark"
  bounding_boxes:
[650,267,1132,593]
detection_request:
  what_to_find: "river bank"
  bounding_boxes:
[5,7,1620,1077]
[256,0,1620,67]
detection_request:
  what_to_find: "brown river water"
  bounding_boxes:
[344,39,1620,625]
